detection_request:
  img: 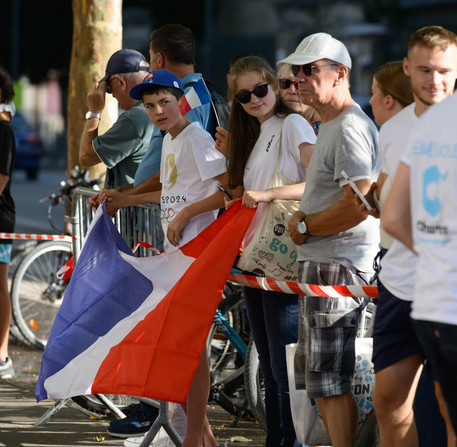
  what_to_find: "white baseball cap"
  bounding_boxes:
[278,32,352,69]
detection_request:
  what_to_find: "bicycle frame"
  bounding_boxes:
[213,309,247,358]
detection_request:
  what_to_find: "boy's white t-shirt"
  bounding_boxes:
[243,113,317,245]
[378,104,418,301]
[160,122,226,252]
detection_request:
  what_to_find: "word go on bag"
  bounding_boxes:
[237,119,300,282]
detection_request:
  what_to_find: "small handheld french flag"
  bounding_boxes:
[179,78,212,116]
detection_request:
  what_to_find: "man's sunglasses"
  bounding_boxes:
[105,74,127,94]
[278,79,297,89]
[291,63,338,77]
[234,83,269,104]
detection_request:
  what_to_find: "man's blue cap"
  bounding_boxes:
[100,49,149,82]
[129,69,184,100]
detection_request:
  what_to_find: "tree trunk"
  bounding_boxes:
[67,0,122,184]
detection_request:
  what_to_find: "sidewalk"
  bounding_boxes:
[0,340,266,447]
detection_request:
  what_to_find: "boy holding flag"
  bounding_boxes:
[100,69,230,447]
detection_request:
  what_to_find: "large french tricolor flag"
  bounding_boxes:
[35,201,255,404]
[179,78,212,116]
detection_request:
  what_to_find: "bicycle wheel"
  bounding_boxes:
[11,240,72,349]
[207,283,257,421]
[244,338,267,431]
[9,240,39,279]
[207,283,248,378]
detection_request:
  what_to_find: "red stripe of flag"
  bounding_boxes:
[91,201,255,403]
[179,97,192,116]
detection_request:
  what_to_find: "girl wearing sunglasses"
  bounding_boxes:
[226,56,316,447]
[277,63,321,136]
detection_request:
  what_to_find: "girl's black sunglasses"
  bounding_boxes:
[234,84,269,104]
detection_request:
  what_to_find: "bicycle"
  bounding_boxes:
[206,282,265,427]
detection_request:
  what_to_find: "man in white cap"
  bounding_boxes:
[285,33,380,447]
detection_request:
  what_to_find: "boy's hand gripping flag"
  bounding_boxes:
[179,78,212,116]
[35,200,255,404]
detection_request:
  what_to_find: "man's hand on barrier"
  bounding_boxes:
[288,211,307,245]
[89,193,101,212]
[98,189,127,217]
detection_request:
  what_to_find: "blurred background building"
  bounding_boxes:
[1,0,456,177]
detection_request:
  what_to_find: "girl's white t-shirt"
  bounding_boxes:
[242,113,316,245]
[378,104,418,300]
[160,122,226,252]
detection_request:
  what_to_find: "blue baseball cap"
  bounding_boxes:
[100,49,149,82]
[129,69,184,100]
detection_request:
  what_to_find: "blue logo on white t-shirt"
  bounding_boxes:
[422,165,448,217]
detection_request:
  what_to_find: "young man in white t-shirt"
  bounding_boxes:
[382,92,457,440]
[101,69,228,447]
[371,26,457,447]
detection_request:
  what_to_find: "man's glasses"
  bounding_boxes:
[106,74,127,94]
[234,83,269,104]
[291,63,338,77]
[278,79,297,90]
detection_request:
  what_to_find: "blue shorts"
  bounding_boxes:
[412,319,457,432]
[0,243,12,264]
[372,278,422,373]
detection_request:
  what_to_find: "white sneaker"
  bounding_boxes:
[124,404,186,447]
[0,357,15,379]
[124,434,174,447]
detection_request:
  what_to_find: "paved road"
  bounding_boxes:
[12,168,67,235]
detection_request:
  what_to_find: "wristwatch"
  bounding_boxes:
[85,111,101,120]
[297,215,309,235]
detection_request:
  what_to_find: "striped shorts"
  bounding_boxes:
[294,260,370,398]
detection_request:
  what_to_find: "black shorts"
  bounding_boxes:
[372,278,423,373]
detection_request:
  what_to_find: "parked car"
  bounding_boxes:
[11,112,43,180]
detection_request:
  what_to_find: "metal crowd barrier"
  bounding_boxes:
[69,186,164,263]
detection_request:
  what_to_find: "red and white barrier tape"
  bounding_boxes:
[227,272,378,298]
[132,241,161,255]
[0,232,73,242]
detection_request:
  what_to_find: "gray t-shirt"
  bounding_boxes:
[298,104,380,273]
[93,101,153,188]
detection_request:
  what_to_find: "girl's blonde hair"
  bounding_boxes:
[374,61,413,108]
[226,56,294,188]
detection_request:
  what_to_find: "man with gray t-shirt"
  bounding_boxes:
[282,33,379,446]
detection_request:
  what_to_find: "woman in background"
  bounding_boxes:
[0,66,16,379]
[277,63,321,135]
